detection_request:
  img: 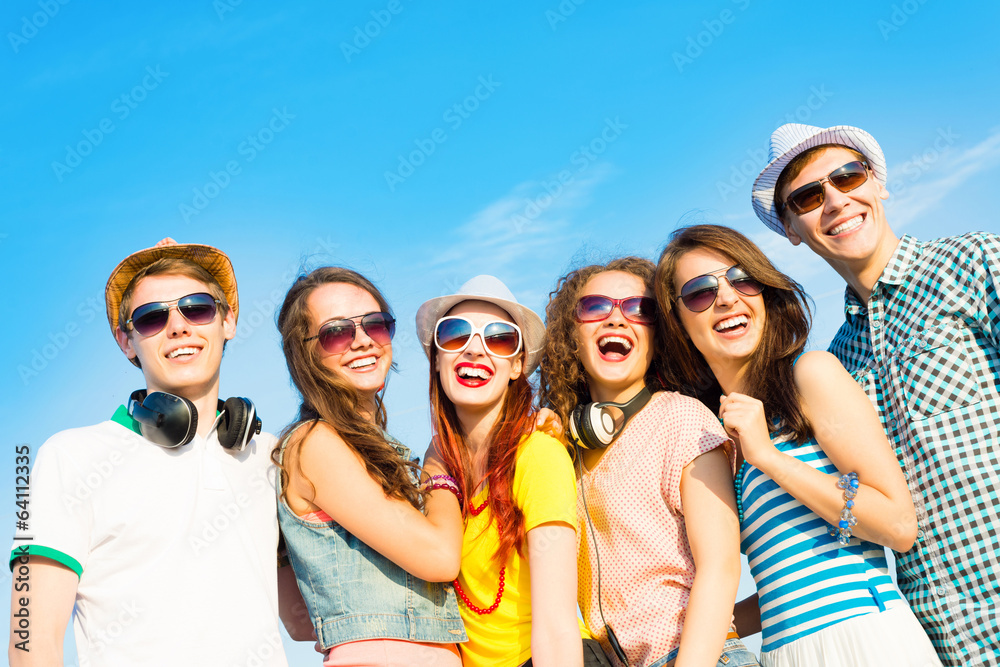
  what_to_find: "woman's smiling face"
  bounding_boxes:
[435,300,523,415]
[306,282,393,397]
[672,248,766,373]
[574,271,655,403]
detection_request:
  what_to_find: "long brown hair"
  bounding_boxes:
[538,256,665,429]
[428,309,536,567]
[273,267,423,508]
[654,224,813,442]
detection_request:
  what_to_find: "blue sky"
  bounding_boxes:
[3,1,999,662]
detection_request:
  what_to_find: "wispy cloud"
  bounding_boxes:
[887,127,1000,228]
[418,163,614,278]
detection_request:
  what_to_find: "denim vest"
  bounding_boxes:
[276,424,466,649]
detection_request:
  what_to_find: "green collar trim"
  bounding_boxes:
[111,404,143,435]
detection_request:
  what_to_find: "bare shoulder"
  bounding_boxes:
[793,350,851,389]
[792,350,863,413]
[294,420,351,458]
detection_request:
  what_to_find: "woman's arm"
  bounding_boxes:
[721,350,917,552]
[289,423,463,582]
[675,446,742,667]
[732,593,761,638]
[276,561,315,641]
[527,522,583,667]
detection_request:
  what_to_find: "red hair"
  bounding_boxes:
[429,346,536,566]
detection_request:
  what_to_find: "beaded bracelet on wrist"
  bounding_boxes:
[828,471,859,546]
[428,482,463,503]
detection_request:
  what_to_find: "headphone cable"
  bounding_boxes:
[577,449,629,667]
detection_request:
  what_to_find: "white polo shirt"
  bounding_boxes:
[10,406,288,667]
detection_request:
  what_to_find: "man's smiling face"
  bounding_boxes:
[116,273,234,398]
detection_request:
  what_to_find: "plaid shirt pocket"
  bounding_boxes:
[899,323,983,418]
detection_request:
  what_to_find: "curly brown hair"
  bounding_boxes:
[538,256,665,428]
[654,224,813,442]
[272,267,424,509]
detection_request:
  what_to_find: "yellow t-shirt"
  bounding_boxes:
[456,431,591,667]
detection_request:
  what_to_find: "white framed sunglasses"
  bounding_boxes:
[433,316,523,358]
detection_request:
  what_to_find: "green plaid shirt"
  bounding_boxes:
[829,233,1000,667]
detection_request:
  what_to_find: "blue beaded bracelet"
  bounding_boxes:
[828,472,859,546]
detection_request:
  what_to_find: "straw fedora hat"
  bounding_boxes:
[105,239,239,340]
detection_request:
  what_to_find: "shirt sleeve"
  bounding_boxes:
[974,233,1000,349]
[9,432,94,577]
[662,396,732,515]
[513,432,578,533]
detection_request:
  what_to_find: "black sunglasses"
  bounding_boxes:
[304,312,396,354]
[677,266,764,312]
[126,292,221,336]
[779,160,870,216]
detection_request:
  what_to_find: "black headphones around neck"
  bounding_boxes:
[568,385,652,450]
[128,389,262,450]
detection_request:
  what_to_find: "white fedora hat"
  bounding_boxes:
[752,123,887,236]
[415,275,546,375]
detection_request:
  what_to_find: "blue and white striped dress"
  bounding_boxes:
[736,429,907,654]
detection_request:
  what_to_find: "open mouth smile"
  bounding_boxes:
[166,346,201,360]
[346,356,378,371]
[455,362,493,387]
[597,334,634,361]
[713,315,748,335]
[827,214,864,236]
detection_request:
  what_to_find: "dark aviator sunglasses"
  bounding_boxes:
[126,292,221,336]
[677,266,764,313]
[779,160,871,216]
[304,312,396,354]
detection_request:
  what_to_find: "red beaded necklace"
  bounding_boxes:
[453,498,505,615]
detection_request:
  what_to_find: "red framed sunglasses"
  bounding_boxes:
[574,295,657,325]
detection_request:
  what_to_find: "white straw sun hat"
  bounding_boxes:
[415,275,546,374]
[751,123,888,236]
